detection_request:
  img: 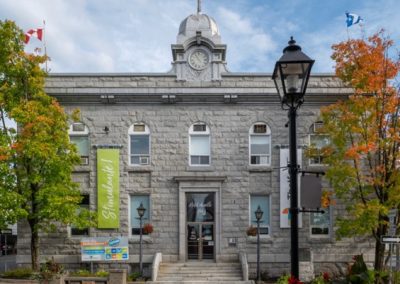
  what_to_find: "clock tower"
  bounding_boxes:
[171,3,228,81]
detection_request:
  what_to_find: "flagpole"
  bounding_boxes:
[359,22,366,40]
[43,20,48,72]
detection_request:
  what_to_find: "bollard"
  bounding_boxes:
[108,269,127,284]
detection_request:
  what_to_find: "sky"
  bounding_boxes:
[0,0,399,75]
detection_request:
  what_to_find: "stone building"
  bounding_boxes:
[17,6,374,280]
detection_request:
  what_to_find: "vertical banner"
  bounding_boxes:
[97,149,120,228]
[280,148,302,228]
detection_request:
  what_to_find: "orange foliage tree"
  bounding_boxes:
[0,20,95,271]
[321,31,400,273]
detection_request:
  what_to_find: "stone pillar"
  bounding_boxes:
[108,269,127,284]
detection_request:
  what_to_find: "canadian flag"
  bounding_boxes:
[24,28,43,44]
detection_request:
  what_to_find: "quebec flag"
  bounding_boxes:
[346,12,362,27]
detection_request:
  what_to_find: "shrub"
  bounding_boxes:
[95,269,109,277]
[38,258,64,280]
[1,267,34,279]
[312,272,331,284]
[128,271,141,281]
[347,254,375,284]
[70,269,92,277]
[276,274,290,284]
[276,274,303,284]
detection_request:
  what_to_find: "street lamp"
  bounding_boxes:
[137,202,146,277]
[272,37,314,279]
[255,205,264,283]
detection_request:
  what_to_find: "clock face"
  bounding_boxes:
[189,50,209,70]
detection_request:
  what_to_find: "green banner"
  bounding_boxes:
[97,149,120,228]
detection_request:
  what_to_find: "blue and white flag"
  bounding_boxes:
[346,12,362,27]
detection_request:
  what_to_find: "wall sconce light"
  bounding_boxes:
[104,126,109,134]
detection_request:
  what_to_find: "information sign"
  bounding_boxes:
[381,236,400,244]
[81,237,129,261]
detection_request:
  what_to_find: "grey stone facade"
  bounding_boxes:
[16,8,374,279]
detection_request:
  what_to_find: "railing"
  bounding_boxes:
[239,251,249,281]
[151,252,162,281]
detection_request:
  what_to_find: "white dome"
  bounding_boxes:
[177,13,221,44]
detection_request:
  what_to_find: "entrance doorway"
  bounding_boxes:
[186,192,215,260]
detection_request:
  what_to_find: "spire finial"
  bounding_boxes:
[197,0,202,14]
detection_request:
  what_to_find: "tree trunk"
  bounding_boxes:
[29,183,40,271]
[30,227,40,271]
[374,238,385,269]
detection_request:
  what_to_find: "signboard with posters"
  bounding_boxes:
[80,237,129,261]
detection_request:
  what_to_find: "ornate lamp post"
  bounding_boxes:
[255,205,264,283]
[272,37,314,279]
[137,202,146,277]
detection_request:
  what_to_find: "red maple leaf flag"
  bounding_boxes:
[24,28,43,44]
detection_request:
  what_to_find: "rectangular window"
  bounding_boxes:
[130,195,150,235]
[250,135,270,165]
[309,134,330,165]
[70,136,89,164]
[190,135,210,165]
[133,124,146,132]
[72,123,86,132]
[250,195,270,235]
[193,124,207,132]
[310,208,330,236]
[71,194,90,236]
[253,124,267,133]
[130,135,150,165]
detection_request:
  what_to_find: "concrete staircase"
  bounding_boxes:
[149,262,255,284]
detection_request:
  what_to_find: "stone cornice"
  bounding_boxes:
[45,73,352,105]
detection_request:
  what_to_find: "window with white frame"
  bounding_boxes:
[249,123,271,165]
[310,207,330,236]
[71,194,90,236]
[129,123,150,166]
[309,122,330,165]
[69,122,90,165]
[130,195,150,235]
[250,195,270,235]
[189,123,210,166]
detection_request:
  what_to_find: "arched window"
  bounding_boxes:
[68,122,90,165]
[189,122,210,166]
[309,122,330,165]
[249,123,271,165]
[129,123,150,165]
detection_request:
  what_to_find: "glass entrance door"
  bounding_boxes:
[187,224,214,260]
[186,193,215,260]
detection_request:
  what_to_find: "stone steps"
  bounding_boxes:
[150,262,255,284]
[146,280,254,284]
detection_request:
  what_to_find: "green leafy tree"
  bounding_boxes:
[0,20,94,271]
[320,31,400,273]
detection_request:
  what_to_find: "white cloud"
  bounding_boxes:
[0,0,399,73]
[216,7,277,71]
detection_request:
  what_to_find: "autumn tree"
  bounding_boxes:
[321,31,400,273]
[0,20,94,270]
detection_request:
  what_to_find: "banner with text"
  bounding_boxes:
[97,149,120,228]
[280,148,302,228]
